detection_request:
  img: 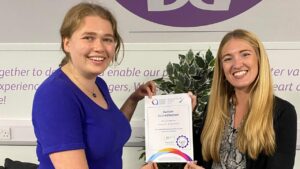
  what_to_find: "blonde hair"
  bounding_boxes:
[201,29,275,161]
[59,2,123,67]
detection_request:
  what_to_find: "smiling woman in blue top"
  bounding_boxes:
[32,2,156,169]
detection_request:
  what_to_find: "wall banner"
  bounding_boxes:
[116,0,262,27]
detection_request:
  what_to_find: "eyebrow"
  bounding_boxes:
[240,49,252,53]
[221,49,253,58]
[82,32,115,38]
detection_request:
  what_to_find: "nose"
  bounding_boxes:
[232,56,243,69]
[93,38,105,52]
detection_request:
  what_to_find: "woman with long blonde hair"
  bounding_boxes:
[186,29,297,169]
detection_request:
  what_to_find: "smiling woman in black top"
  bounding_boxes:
[186,29,297,169]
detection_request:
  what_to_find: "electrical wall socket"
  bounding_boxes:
[0,126,11,140]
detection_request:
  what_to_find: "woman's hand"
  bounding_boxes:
[121,81,156,120]
[187,92,197,111]
[130,81,156,102]
[184,161,205,169]
[140,162,158,169]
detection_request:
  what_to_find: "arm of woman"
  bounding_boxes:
[267,100,297,169]
[120,81,156,121]
[49,149,89,169]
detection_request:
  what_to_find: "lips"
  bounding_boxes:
[88,56,105,62]
[233,70,247,78]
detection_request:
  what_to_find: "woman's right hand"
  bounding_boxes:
[187,92,197,111]
[140,162,158,169]
[184,161,205,169]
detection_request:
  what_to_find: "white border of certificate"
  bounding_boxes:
[145,93,194,162]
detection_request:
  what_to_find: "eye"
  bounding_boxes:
[240,50,253,57]
[222,55,232,62]
[102,37,115,44]
[241,51,251,57]
[82,36,95,41]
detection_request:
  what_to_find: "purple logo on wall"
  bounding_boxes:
[116,0,262,27]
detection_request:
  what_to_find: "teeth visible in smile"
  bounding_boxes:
[90,57,104,61]
[233,70,247,77]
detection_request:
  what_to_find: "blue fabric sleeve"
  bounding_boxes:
[32,78,85,155]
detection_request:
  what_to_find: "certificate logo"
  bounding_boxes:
[176,135,189,148]
[151,99,159,105]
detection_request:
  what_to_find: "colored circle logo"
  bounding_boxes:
[116,0,262,27]
[151,99,159,105]
[176,135,189,148]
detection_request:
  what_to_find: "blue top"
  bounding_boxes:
[32,68,131,169]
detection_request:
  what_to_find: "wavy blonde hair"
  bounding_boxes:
[201,29,275,161]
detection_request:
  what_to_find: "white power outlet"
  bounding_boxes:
[0,126,11,140]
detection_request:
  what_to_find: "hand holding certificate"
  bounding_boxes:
[145,93,194,163]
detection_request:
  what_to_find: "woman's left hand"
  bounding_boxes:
[131,81,156,102]
[184,161,204,169]
[121,81,156,120]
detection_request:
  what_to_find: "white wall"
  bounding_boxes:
[0,0,300,43]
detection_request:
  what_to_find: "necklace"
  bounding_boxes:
[72,75,97,98]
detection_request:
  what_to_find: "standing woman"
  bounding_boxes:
[186,29,297,169]
[32,2,155,169]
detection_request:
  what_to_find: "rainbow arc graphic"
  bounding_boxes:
[147,148,192,162]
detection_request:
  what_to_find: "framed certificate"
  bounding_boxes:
[145,93,194,162]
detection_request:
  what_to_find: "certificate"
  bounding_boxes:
[145,93,194,162]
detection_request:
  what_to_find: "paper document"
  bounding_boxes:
[145,93,194,162]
